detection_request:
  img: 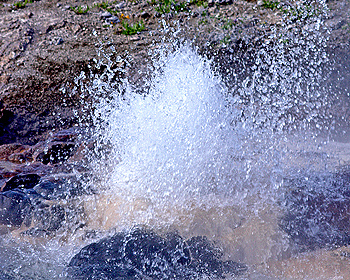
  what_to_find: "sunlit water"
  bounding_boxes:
[1,12,350,280]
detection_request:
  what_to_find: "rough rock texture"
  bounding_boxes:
[68,228,248,279]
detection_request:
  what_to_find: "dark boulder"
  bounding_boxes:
[0,190,32,226]
[36,143,76,164]
[2,174,41,192]
[68,228,247,279]
[33,175,92,200]
[280,169,350,250]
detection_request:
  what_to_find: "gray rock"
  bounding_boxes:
[101,11,112,18]
[115,2,126,9]
[106,16,120,24]
[55,37,64,45]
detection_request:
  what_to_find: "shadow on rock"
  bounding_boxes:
[68,228,247,279]
[280,167,350,251]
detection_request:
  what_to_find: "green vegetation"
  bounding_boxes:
[95,1,119,15]
[262,0,279,10]
[220,35,231,45]
[222,19,234,30]
[13,0,33,9]
[70,5,90,14]
[150,0,188,14]
[121,20,145,35]
[189,0,208,7]
[96,1,110,9]
[261,0,321,21]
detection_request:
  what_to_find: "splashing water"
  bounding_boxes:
[1,8,350,278]
[101,47,243,201]
[82,37,349,277]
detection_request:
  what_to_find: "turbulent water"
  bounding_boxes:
[1,7,350,279]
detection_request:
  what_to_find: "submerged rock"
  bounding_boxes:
[68,228,247,279]
[2,174,41,192]
[36,142,76,164]
[280,169,350,250]
[0,190,32,226]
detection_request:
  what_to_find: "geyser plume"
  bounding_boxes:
[94,47,243,203]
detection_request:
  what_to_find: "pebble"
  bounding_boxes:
[101,11,112,18]
[105,16,120,24]
[55,37,64,45]
[115,2,126,9]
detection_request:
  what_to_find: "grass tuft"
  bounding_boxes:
[121,20,145,35]
[70,5,90,14]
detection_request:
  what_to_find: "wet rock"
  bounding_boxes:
[33,178,84,199]
[0,190,32,226]
[2,174,41,192]
[32,203,66,232]
[0,109,16,144]
[33,180,63,200]
[36,142,76,164]
[0,143,29,161]
[52,127,79,142]
[280,169,350,250]
[0,270,14,280]
[68,228,247,279]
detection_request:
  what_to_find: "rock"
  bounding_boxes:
[33,178,82,199]
[140,12,151,19]
[280,169,350,250]
[32,203,66,232]
[52,127,79,142]
[0,143,29,161]
[33,180,63,200]
[105,16,120,24]
[2,174,41,192]
[36,142,76,165]
[0,190,32,226]
[34,174,94,200]
[68,228,247,279]
[0,109,16,144]
[0,270,14,280]
[101,11,112,18]
[55,37,64,45]
[115,2,126,9]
